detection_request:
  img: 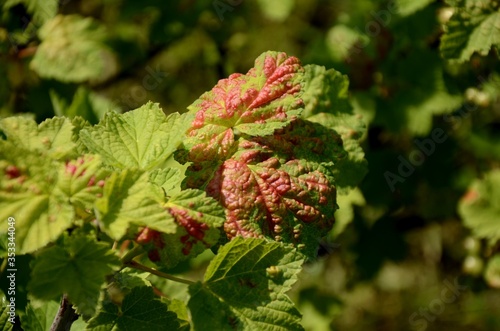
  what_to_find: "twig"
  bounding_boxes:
[124,260,195,285]
[50,295,79,331]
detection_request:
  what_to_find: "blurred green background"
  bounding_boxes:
[1,0,500,330]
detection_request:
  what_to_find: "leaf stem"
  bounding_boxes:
[120,244,145,264]
[50,295,79,331]
[125,260,195,285]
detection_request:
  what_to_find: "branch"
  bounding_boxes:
[50,295,79,331]
[124,260,195,285]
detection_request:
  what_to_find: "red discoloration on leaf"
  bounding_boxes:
[148,249,161,262]
[176,52,352,255]
[168,207,210,255]
[205,134,337,246]
[183,118,343,255]
[181,52,305,168]
[5,165,21,179]
[66,163,78,175]
[462,189,479,203]
[136,227,165,249]
[87,175,96,187]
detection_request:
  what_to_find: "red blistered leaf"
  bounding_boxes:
[204,127,339,255]
[182,51,305,164]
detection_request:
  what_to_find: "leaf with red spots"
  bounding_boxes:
[183,119,344,257]
[0,142,73,254]
[56,154,110,209]
[137,189,225,269]
[182,51,305,164]
[0,116,78,160]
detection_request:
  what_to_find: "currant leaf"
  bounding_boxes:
[0,116,78,160]
[87,286,181,331]
[188,237,305,331]
[440,1,500,62]
[27,233,120,317]
[182,51,304,163]
[136,189,225,268]
[80,102,191,170]
[94,169,177,240]
[30,14,117,83]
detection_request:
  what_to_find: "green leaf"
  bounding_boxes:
[375,50,462,135]
[56,154,110,210]
[300,65,352,119]
[458,170,500,241]
[331,187,365,238]
[27,233,120,316]
[3,0,58,25]
[0,301,14,331]
[0,143,74,254]
[484,254,500,288]
[50,87,118,125]
[325,25,368,63]
[395,0,435,16]
[183,51,304,163]
[20,300,59,331]
[95,169,177,240]
[188,237,305,331]
[80,103,189,170]
[256,0,295,22]
[0,116,77,160]
[30,14,117,83]
[165,299,190,331]
[139,189,225,269]
[440,1,500,62]
[87,286,181,331]
[307,113,368,193]
[149,168,183,195]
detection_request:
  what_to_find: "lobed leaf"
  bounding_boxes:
[188,237,305,331]
[136,189,225,268]
[184,119,343,256]
[440,1,500,62]
[94,169,177,240]
[80,102,191,170]
[30,14,117,83]
[27,233,120,316]
[0,142,73,254]
[87,286,181,331]
[182,51,304,163]
[20,301,60,331]
[56,154,110,210]
[0,116,77,160]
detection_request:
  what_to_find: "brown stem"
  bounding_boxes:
[50,295,79,331]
